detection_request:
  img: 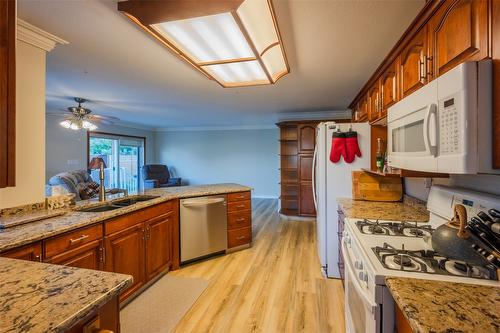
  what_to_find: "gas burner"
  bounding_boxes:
[356,219,434,238]
[372,243,497,280]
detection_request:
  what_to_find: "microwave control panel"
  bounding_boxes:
[439,92,461,155]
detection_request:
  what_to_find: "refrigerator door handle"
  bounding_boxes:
[312,128,319,211]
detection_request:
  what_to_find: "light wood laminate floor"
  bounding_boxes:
[171,198,345,333]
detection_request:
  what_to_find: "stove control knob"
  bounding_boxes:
[358,272,365,281]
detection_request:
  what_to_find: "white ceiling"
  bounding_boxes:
[19,0,424,130]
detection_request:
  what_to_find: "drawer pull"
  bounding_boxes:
[69,234,90,244]
[237,205,245,209]
[236,217,246,222]
[236,235,246,240]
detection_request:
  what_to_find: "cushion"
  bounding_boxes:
[77,182,100,200]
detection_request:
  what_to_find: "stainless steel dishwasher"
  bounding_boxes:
[180,195,227,263]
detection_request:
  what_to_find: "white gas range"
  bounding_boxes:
[342,186,500,333]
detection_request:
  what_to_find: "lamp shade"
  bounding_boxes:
[88,157,107,170]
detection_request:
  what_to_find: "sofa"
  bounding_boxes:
[142,164,181,189]
[48,170,96,200]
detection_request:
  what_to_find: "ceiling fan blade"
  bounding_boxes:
[87,115,118,125]
[88,114,120,121]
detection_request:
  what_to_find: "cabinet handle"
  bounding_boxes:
[34,254,42,262]
[236,217,246,222]
[236,235,246,240]
[69,234,89,244]
[419,58,426,82]
[237,204,245,209]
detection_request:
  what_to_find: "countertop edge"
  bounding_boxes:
[0,184,252,253]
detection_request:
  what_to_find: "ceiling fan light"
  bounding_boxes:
[82,120,97,131]
[60,120,71,129]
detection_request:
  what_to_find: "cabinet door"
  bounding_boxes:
[299,155,313,182]
[299,183,316,216]
[429,0,488,78]
[380,58,399,116]
[368,84,381,122]
[358,97,368,121]
[0,0,16,188]
[104,224,145,301]
[298,124,316,153]
[400,27,428,98]
[48,240,103,271]
[145,213,173,281]
[1,242,42,262]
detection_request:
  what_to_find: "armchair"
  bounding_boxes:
[142,164,181,189]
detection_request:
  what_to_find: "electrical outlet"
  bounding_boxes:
[67,159,80,165]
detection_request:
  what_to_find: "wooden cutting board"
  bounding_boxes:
[352,170,403,202]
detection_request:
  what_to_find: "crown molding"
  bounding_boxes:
[155,125,277,132]
[17,19,68,52]
[278,110,352,121]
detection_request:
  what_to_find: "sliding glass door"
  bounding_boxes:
[88,133,145,194]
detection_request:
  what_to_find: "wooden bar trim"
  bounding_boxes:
[198,57,256,66]
[267,0,290,76]
[260,41,279,57]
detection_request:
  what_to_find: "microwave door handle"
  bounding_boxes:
[424,104,438,157]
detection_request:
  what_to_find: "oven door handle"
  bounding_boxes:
[342,242,378,314]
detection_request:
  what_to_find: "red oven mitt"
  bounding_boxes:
[345,131,362,163]
[330,132,347,163]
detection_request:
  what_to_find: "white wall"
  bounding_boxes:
[405,174,500,201]
[45,116,156,182]
[0,41,46,208]
[155,129,279,198]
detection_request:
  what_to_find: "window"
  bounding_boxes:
[87,132,145,194]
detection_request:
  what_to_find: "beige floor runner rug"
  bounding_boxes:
[121,275,209,333]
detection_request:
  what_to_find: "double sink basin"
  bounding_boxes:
[76,195,160,213]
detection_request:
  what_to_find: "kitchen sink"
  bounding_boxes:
[111,195,160,207]
[76,204,123,213]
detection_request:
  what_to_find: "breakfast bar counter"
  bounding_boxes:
[385,277,500,333]
[0,257,132,332]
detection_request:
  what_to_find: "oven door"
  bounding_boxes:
[343,241,379,333]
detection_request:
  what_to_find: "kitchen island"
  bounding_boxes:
[385,277,500,333]
[0,257,132,332]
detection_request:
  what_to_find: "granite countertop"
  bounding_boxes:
[337,196,429,222]
[0,183,251,252]
[386,277,500,333]
[0,257,132,333]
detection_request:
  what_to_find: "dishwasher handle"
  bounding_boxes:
[181,197,226,207]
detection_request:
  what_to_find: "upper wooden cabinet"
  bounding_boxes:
[297,124,316,154]
[400,26,429,98]
[368,84,381,122]
[380,58,400,116]
[0,0,16,188]
[428,0,489,78]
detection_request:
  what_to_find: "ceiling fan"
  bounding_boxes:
[47,97,120,131]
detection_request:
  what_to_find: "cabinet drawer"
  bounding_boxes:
[228,226,252,248]
[227,200,251,213]
[44,224,103,259]
[227,191,251,202]
[228,210,251,229]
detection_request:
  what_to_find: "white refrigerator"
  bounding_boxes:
[313,121,371,278]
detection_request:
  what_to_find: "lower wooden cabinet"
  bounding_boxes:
[1,242,42,262]
[48,240,103,271]
[104,223,146,301]
[145,212,174,281]
[227,191,252,249]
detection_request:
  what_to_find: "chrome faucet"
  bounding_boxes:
[98,161,106,202]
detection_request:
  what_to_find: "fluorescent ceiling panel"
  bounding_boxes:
[261,44,286,80]
[202,60,269,84]
[152,13,254,63]
[237,0,279,54]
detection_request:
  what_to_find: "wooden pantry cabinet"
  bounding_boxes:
[278,121,318,217]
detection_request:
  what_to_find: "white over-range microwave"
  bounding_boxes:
[387,60,499,174]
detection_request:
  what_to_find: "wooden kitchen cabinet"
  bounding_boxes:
[227,191,252,250]
[380,58,399,116]
[428,0,488,78]
[400,26,429,98]
[145,212,174,281]
[297,124,316,154]
[368,83,381,122]
[104,223,146,301]
[47,240,103,271]
[0,0,16,188]
[1,242,42,262]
